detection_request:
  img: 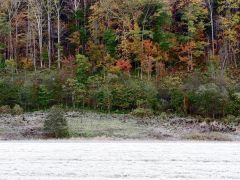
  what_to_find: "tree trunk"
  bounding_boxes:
[207,0,215,57]
[47,0,52,69]
[57,9,61,69]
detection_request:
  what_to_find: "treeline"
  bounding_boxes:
[0,0,239,73]
[0,0,240,120]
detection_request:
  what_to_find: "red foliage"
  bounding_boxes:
[115,59,132,73]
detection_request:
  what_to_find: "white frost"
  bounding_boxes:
[0,141,240,180]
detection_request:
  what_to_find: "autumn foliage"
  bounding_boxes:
[0,0,240,119]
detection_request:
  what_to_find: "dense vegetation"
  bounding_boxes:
[44,106,69,138]
[0,0,240,122]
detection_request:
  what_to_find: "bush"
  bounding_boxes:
[19,82,36,110]
[44,106,69,138]
[226,93,240,116]
[12,104,24,115]
[0,59,5,70]
[131,108,154,118]
[0,80,20,107]
[96,85,113,111]
[191,83,229,117]
[159,76,183,90]
[0,105,11,114]
[95,77,158,112]
[76,54,91,84]
[37,85,51,109]
[223,115,239,125]
[168,83,230,118]
[170,90,184,114]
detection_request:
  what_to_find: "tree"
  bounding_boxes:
[5,59,17,80]
[53,0,64,69]
[175,0,208,71]
[76,54,91,84]
[42,0,53,68]
[2,0,21,60]
[205,0,216,57]
[29,0,44,68]
[44,106,69,138]
[217,0,240,69]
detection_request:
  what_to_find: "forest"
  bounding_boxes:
[0,0,240,121]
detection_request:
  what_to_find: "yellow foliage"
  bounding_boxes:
[20,57,33,70]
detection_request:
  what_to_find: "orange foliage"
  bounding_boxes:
[20,58,33,70]
[111,59,132,74]
[61,55,77,79]
[141,40,158,78]
[177,41,196,72]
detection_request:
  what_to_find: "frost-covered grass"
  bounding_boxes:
[1,111,240,141]
[1,142,240,179]
[67,116,148,139]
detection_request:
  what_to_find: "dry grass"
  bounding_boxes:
[184,132,232,141]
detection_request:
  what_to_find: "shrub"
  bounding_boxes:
[95,77,158,112]
[223,115,238,125]
[5,59,17,74]
[44,106,69,138]
[103,30,117,57]
[0,59,5,70]
[76,54,91,84]
[37,85,51,109]
[19,82,36,110]
[131,108,154,118]
[192,83,229,118]
[111,83,138,110]
[0,80,20,107]
[0,105,11,114]
[159,76,183,90]
[96,85,113,111]
[226,93,240,116]
[170,90,184,114]
[169,83,230,118]
[12,104,24,115]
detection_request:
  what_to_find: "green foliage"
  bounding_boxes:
[159,76,183,90]
[37,85,51,109]
[131,108,154,118]
[96,84,113,111]
[95,77,158,112]
[0,43,5,71]
[226,93,240,117]
[19,83,35,110]
[0,15,9,35]
[44,106,69,138]
[170,90,184,114]
[0,80,19,107]
[168,80,230,117]
[152,4,174,50]
[103,30,117,57]
[0,59,5,71]
[73,10,84,29]
[5,59,17,76]
[76,54,91,84]
[223,115,240,126]
[42,47,49,63]
[63,78,87,108]
[192,84,228,117]
[79,27,89,46]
